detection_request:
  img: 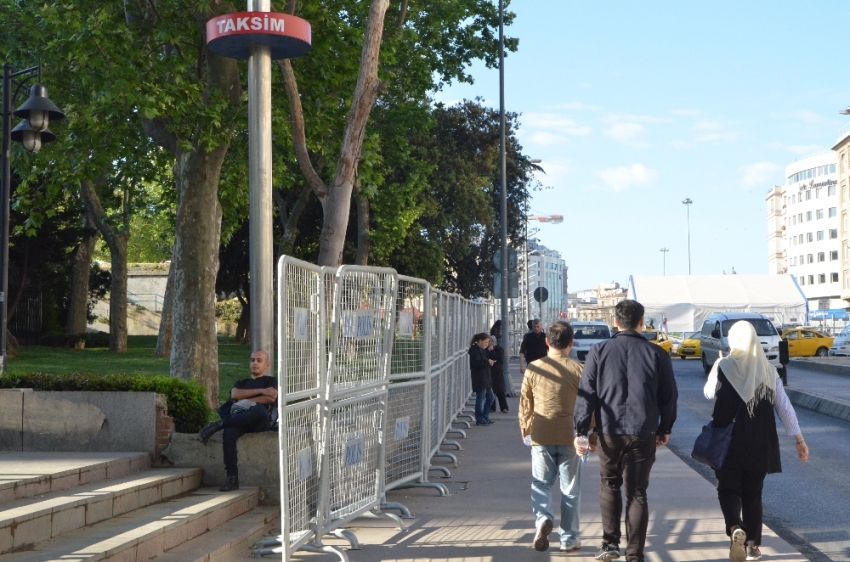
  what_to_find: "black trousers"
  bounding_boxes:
[222,404,270,477]
[490,391,508,412]
[715,465,767,546]
[597,434,657,562]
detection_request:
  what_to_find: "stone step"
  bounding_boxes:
[155,506,280,562]
[2,487,259,562]
[0,467,202,554]
[0,452,150,503]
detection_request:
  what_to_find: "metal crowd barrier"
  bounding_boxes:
[264,256,493,561]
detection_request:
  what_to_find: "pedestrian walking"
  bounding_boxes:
[574,299,678,562]
[468,333,496,425]
[519,319,548,375]
[490,319,503,345]
[703,321,809,562]
[519,321,595,553]
[487,338,509,413]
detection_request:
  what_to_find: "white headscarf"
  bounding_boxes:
[704,320,777,416]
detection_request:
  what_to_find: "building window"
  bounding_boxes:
[800,277,805,285]
[817,231,824,241]
[829,184,837,196]
[831,251,839,261]
[808,275,814,284]
[832,164,837,174]
[807,232,814,242]
[792,215,797,225]
[806,211,812,221]
[845,272,849,289]
[832,273,839,283]
[799,213,803,223]
[817,209,824,219]
[806,190,812,200]
[808,254,814,264]
[818,252,825,262]
[830,207,837,218]
[830,229,838,239]
[819,274,826,284]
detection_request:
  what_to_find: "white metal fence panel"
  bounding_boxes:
[429,368,442,456]
[278,257,324,399]
[391,276,429,380]
[384,381,426,490]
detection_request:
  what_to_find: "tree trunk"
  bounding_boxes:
[154,259,175,358]
[317,181,356,266]
[273,185,311,258]
[81,178,129,352]
[235,295,249,344]
[354,182,370,266]
[66,215,98,336]
[170,149,225,408]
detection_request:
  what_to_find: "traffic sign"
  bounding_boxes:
[533,287,549,303]
[494,272,519,299]
[494,248,518,271]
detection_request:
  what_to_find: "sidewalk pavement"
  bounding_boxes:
[294,363,807,562]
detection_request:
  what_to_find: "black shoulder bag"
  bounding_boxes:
[691,404,742,470]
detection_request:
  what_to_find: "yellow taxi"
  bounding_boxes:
[642,331,672,354]
[781,327,834,357]
[677,332,701,360]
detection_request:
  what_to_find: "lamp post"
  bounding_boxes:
[498,0,512,395]
[1,62,65,370]
[660,247,669,275]
[682,198,693,274]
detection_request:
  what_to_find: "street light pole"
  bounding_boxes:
[682,198,693,274]
[660,247,669,275]
[1,62,64,370]
[498,0,512,394]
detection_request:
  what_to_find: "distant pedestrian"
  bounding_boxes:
[487,338,508,413]
[574,300,678,562]
[519,319,548,375]
[490,320,503,345]
[468,333,496,425]
[704,321,809,562]
[520,321,595,552]
[660,317,669,334]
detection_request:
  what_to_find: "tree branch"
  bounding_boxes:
[395,0,408,31]
[277,59,328,198]
[142,118,179,157]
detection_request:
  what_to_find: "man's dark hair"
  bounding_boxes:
[546,321,574,350]
[615,299,645,330]
[527,320,534,331]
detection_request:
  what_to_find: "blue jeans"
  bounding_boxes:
[531,444,582,546]
[474,388,495,424]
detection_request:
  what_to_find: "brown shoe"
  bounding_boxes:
[534,518,553,551]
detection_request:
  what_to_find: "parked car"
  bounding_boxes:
[568,321,612,363]
[700,312,782,375]
[781,327,833,357]
[677,332,701,359]
[830,324,850,356]
[642,330,672,354]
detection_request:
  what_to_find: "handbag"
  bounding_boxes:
[691,404,741,470]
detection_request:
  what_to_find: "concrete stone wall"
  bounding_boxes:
[163,432,280,504]
[0,390,159,454]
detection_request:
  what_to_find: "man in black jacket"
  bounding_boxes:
[573,300,678,562]
[519,319,548,374]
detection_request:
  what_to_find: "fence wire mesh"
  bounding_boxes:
[278,258,324,397]
[328,267,396,395]
[391,277,427,378]
[325,392,385,523]
[384,382,425,490]
[429,369,442,455]
[280,398,322,554]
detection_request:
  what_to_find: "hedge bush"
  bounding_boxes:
[0,372,210,433]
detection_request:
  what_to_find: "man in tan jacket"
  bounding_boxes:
[520,321,595,553]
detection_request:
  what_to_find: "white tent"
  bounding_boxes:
[627,274,808,333]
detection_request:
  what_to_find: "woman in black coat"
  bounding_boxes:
[487,339,508,413]
[468,333,495,425]
[704,321,809,562]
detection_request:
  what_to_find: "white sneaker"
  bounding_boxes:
[730,527,747,562]
[560,539,582,552]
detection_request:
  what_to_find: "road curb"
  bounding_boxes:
[788,359,850,377]
[785,386,850,424]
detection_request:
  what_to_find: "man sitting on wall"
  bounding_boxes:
[199,350,278,491]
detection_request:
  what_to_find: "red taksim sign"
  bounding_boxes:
[206,12,311,60]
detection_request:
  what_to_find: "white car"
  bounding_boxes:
[569,321,612,363]
[829,325,850,356]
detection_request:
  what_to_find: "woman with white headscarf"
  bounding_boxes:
[704,321,809,562]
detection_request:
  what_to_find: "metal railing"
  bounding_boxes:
[261,257,493,561]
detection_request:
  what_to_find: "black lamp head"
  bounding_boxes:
[13,84,65,132]
[10,119,56,153]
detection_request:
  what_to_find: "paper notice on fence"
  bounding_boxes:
[294,307,309,341]
[296,448,312,480]
[398,311,414,337]
[343,434,365,466]
[395,416,410,440]
[342,310,375,339]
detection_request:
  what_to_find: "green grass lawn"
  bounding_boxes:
[10,336,253,403]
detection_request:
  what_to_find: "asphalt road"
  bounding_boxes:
[668,358,850,562]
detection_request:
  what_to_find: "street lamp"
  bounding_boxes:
[682,198,693,274]
[1,63,65,369]
[660,247,669,275]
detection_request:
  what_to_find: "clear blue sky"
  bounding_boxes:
[435,1,850,292]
